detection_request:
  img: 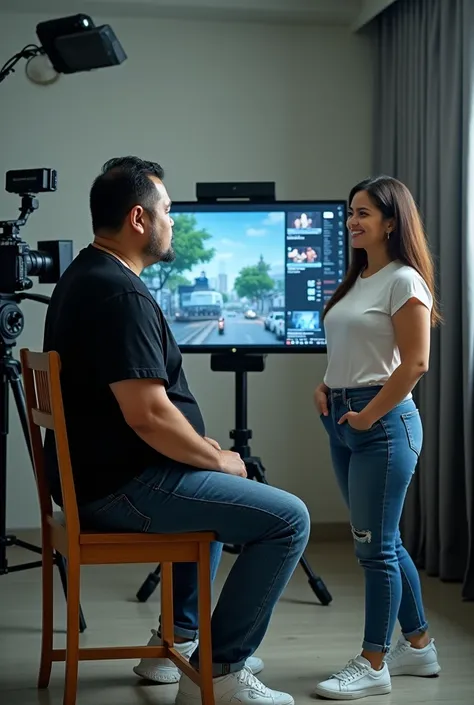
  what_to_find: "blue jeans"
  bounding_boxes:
[79,464,310,676]
[320,386,429,653]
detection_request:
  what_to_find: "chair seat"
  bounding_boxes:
[52,510,214,544]
[47,514,215,564]
[79,530,215,545]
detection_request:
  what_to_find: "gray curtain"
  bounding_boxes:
[371,0,474,599]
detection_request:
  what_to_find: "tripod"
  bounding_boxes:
[136,353,332,606]
[0,293,86,632]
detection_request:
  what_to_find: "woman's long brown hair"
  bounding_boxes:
[323,176,441,327]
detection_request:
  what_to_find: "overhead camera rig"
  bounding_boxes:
[0,13,127,85]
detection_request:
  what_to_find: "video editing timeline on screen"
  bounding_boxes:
[284,203,346,347]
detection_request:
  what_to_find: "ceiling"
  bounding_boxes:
[0,0,366,26]
[0,0,398,28]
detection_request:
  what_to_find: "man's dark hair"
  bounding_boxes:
[90,156,165,234]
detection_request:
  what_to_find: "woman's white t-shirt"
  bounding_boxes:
[323,261,433,389]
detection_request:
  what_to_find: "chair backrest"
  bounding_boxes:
[20,349,80,539]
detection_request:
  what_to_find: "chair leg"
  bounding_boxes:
[56,553,87,633]
[63,560,80,705]
[198,542,214,705]
[160,562,174,647]
[38,529,54,689]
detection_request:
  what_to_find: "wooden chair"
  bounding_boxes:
[20,348,216,705]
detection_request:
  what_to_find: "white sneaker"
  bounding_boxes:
[133,630,264,684]
[385,635,441,677]
[313,655,391,700]
[175,666,294,704]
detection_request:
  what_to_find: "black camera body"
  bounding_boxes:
[0,169,73,294]
[0,237,73,293]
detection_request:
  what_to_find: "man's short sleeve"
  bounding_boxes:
[390,268,433,317]
[93,292,168,386]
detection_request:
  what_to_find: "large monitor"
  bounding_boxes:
[141,200,348,354]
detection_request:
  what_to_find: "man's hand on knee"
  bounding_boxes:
[203,437,247,478]
[218,451,247,478]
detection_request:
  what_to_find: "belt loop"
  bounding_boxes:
[342,388,347,405]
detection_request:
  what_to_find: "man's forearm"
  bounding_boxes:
[132,401,222,470]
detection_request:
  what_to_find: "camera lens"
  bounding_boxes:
[26,250,53,278]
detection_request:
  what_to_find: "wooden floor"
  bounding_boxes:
[0,538,473,704]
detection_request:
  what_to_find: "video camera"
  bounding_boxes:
[0,14,126,85]
[0,169,73,294]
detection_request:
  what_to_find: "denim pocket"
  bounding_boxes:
[346,399,380,434]
[346,420,379,435]
[90,493,151,532]
[401,410,423,456]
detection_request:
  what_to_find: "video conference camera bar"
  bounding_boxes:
[0,169,73,295]
[196,181,276,204]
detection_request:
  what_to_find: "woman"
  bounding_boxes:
[313,176,441,701]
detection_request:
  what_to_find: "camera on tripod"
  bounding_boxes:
[0,168,75,583]
[0,168,73,294]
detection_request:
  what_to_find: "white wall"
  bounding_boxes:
[353,0,398,30]
[0,12,373,529]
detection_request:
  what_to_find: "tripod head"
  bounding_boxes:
[0,292,50,356]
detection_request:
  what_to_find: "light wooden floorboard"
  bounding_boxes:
[0,539,473,704]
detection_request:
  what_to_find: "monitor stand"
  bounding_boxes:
[135,352,332,606]
[135,181,332,605]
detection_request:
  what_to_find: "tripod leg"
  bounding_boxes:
[245,458,268,485]
[8,359,33,463]
[245,457,333,606]
[56,553,87,633]
[136,564,162,602]
[0,357,10,575]
[299,555,332,605]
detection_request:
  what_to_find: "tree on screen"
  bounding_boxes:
[141,214,215,290]
[167,274,193,292]
[234,255,275,305]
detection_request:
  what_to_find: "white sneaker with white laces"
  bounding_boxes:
[175,666,294,705]
[133,630,264,684]
[385,635,441,677]
[313,655,391,700]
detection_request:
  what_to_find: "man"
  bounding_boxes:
[43,156,310,705]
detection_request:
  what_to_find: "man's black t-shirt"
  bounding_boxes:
[43,245,205,506]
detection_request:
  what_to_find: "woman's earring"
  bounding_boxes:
[386,231,391,240]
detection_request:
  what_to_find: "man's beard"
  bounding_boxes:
[144,223,176,263]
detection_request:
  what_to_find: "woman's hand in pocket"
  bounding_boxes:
[314,383,329,416]
[338,410,373,431]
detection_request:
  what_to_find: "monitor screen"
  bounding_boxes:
[140,200,348,353]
